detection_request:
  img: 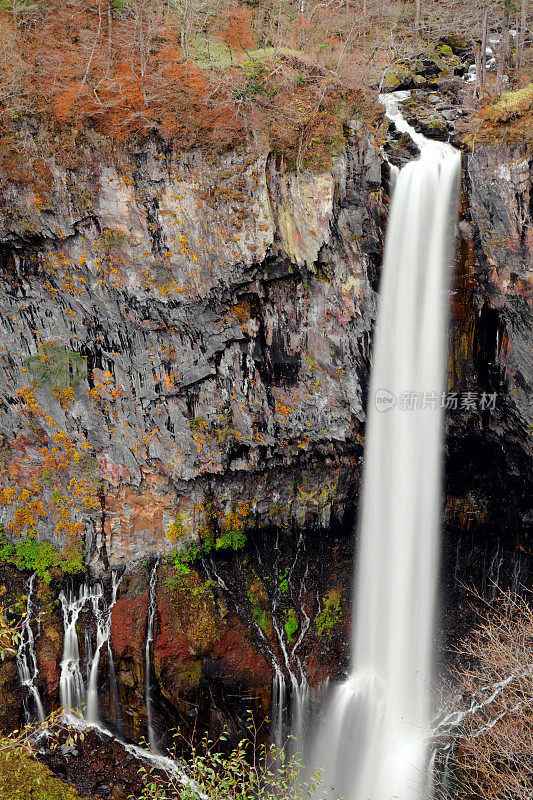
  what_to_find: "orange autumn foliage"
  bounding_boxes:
[5,0,242,147]
[216,6,255,52]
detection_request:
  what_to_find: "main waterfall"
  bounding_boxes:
[310,94,461,800]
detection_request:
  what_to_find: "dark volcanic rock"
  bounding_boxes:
[38,727,172,800]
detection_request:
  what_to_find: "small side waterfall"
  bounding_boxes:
[86,572,121,723]
[51,565,192,789]
[309,93,461,800]
[59,574,121,722]
[145,559,159,752]
[17,573,46,723]
[59,583,92,711]
[271,667,287,752]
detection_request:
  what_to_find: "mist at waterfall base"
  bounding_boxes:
[304,101,461,800]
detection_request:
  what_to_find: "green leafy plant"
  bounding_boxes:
[0,605,20,662]
[247,576,272,635]
[101,227,129,252]
[215,530,247,551]
[0,535,84,584]
[167,514,187,542]
[284,608,299,643]
[131,717,327,800]
[24,344,87,390]
[165,541,204,586]
[189,416,207,432]
[279,567,290,595]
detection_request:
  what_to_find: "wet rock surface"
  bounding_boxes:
[38,727,172,800]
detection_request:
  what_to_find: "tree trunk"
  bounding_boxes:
[414,0,422,54]
[107,0,113,72]
[517,0,527,69]
[473,41,482,100]
[496,7,510,95]
[480,5,489,87]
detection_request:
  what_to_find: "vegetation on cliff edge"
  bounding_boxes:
[0,0,529,181]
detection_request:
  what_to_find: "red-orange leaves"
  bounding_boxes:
[216,6,255,53]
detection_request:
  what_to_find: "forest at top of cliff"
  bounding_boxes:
[0,0,531,178]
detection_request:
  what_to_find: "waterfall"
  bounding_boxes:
[59,574,121,722]
[16,573,46,723]
[310,92,461,800]
[271,667,287,753]
[290,673,310,758]
[59,583,91,712]
[145,559,159,751]
[86,572,121,723]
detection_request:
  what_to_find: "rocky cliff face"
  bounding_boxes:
[0,92,531,749]
[0,131,385,566]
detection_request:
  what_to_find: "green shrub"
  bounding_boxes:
[167,514,186,542]
[131,722,326,800]
[247,576,272,635]
[24,344,87,389]
[279,567,290,596]
[215,530,247,551]
[0,535,84,583]
[284,608,299,643]
[165,540,206,585]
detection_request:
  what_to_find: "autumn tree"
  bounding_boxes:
[437,589,533,800]
[217,5,254,56]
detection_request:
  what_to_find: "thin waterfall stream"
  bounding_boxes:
[17,573,45,723]
[308,93,461,800]
[86,572,122,723]
[145,559,159,752]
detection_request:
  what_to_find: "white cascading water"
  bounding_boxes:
[59,574,120,721]
[309,92,461,800]
[17,573,46,723]
[54,568,195,791]
[59,583,91,712]
[86,572,121,723]
[145,559,159,751]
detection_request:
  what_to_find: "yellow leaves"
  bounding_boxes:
[163,373,174,391]
[52,385,75,409]
[17,384,40,415]
[1,411,100,544]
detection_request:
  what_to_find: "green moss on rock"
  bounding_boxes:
[0,749,84,800]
